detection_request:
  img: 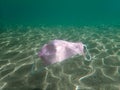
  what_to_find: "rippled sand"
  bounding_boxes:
[0,25,120,90]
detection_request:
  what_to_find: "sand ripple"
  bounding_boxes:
[0,26,120,90]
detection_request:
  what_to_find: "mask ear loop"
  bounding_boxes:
[31,52,48,75]
[83,44,92,61]
[31,58,47,75]
[31,54,37,74]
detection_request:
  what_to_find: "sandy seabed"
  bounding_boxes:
[0,25,120,90]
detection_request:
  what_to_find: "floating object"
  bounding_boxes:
[31,40,91,74]
[38,40,91,65]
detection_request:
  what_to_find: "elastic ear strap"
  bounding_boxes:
[83,45,91,61]
[31,55,47,75]
[30,56,36,74]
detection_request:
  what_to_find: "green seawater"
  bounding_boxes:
[0,0,120,90]
[0,0,120,25]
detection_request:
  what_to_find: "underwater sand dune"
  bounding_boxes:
[0,26,120,90]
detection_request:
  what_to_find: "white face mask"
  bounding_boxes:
[31,40,92,74]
